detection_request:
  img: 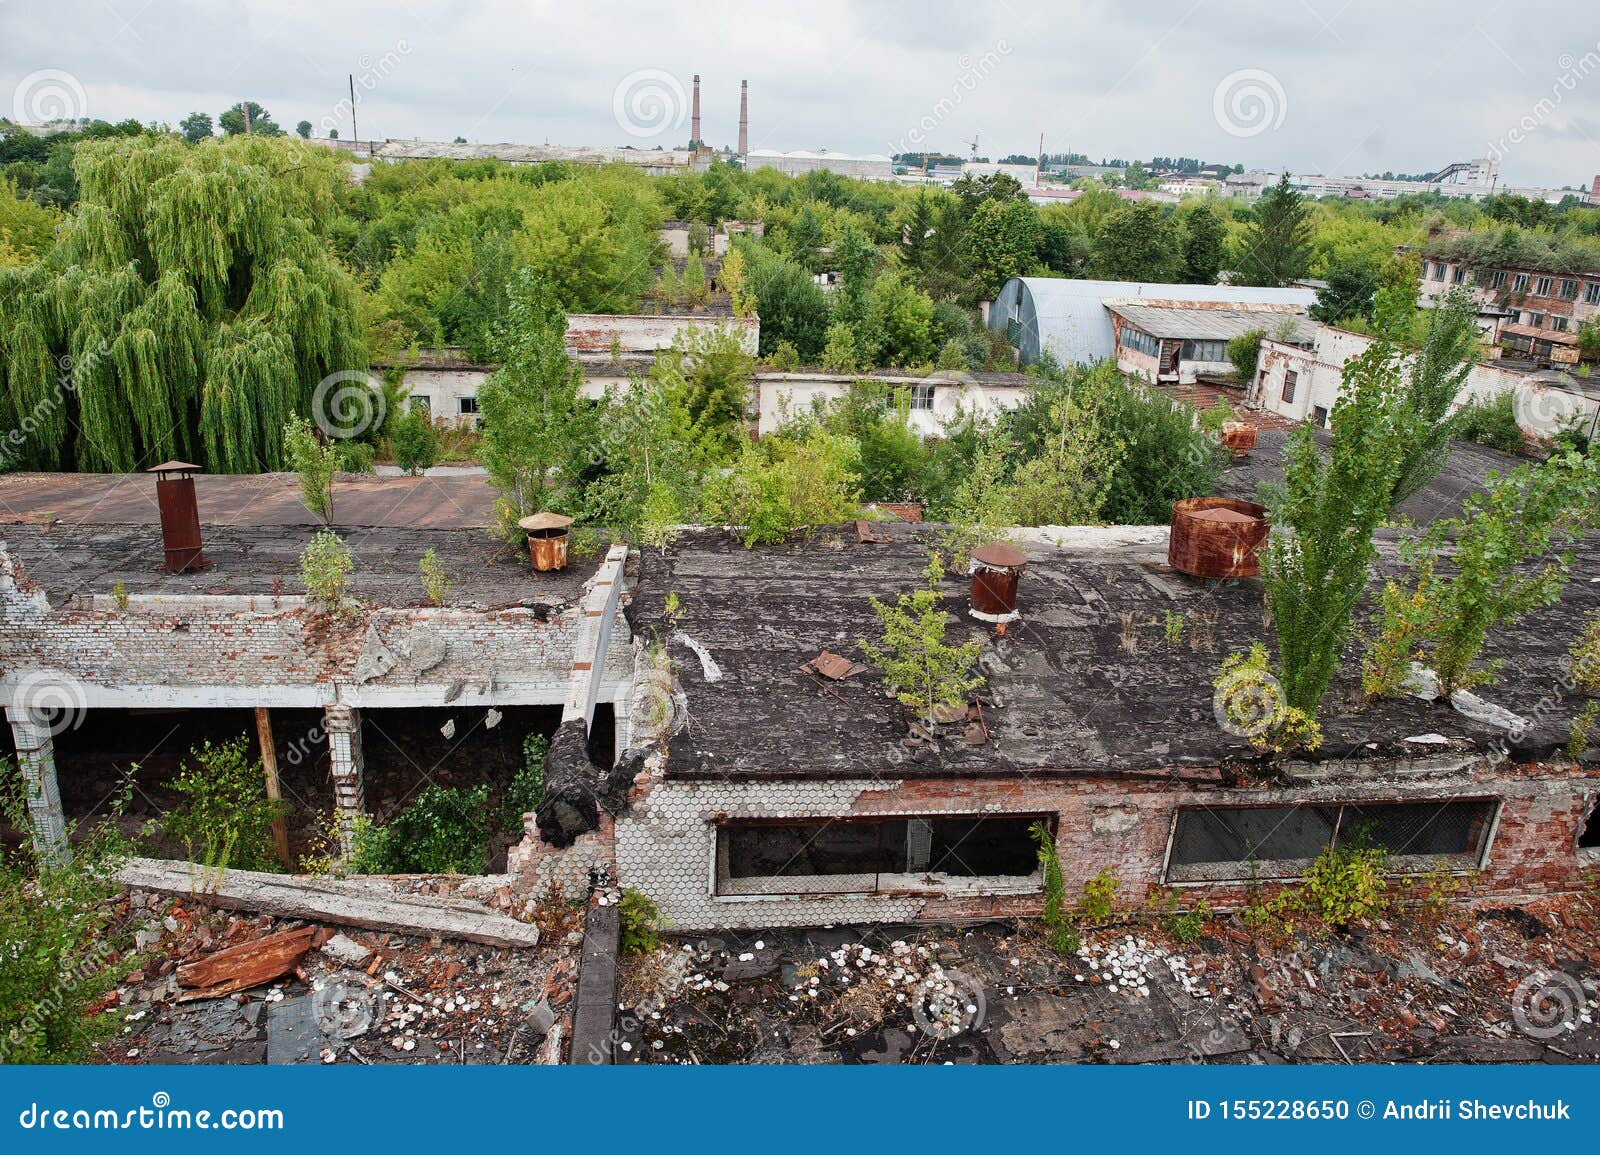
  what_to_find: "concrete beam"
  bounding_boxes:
[562,545,630,734]
[5,705,68,863]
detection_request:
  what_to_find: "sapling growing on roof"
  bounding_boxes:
[860,555,984,728]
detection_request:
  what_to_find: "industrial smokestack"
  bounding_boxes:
[738,80,748,156]
[691,74,701,148]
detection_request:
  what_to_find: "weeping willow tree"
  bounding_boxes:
[0,134,365,472]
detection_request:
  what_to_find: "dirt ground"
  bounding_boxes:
[615,891,1600,1065]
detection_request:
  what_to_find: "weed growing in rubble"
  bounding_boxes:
[1569,700,1599,760]
[1162,609,1184,648]
[299,530,354,614]
[1214,644,1322,755]
[619,888,666,955]
[160,737,286,874]
[1078,868,1119,925]
[111,580,129,611]
[1030,822,1080,955]
[1402,865,1467,935]
[418,548,450,606]
[1,761,142,1063]
[1147,887,1210,944]
[1302,842,1389,929]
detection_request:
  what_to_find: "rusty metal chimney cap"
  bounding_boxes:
[147,461,203,474]
[518,511,574,533]
[970,542,1028,569]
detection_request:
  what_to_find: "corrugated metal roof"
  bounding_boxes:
[992,277,1317,366]
[1106,303,1312,342]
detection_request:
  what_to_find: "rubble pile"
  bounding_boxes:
[617,891,1600,1065]
[99,890,579,1065]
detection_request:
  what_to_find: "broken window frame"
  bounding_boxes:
[711,813,1052,900]
[1160,797,1501,885]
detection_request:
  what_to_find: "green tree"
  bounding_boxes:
[0,135,364,472]
[747,252,829,359]
[820,321,859,373]
[163,737,286,872]
[1227,329,1265,383]
[653,324,755,462]
[1311,258,1379,324]
[1388,289,1480,510]
[218,101,283,136]
[1094,202,1178,282]
[283,415,338,524]
[865,271,936,366]
[477,270,592,517]
[1261,343,1409,718]
[178,112,213,143]
[1179,201,1227,284]
[832,224,880,325]
[1009,366,1127,525]
[295,120,312,139]
[1234,174,1312,287]
[963,197,1041,296]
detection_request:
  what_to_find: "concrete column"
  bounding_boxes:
[323,704,365,852]
[6,705,69,864]
[612,703,630,766]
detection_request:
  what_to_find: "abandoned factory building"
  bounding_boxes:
[1,447,1598,932]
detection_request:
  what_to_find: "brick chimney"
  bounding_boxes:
[148,462,210,573]
[691,74,701,147]
[738,80,748,156]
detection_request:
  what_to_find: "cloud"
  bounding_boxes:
[1,0,1596,188]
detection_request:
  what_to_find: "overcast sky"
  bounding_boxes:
[3,1,1599,188]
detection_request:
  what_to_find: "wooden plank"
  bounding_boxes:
[176,926,318,1000]
[119,858,540,949]
[255,707,292,869]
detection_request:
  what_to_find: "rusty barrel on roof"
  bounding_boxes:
[519,511,574,573]
[1168,497,1269,580]
[1221,421,1258,457]
[969,541,1027,622]
[147,461,211,574]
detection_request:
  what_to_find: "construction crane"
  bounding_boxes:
[962,133,979,162]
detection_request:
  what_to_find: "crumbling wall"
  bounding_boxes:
[606,759,1600,931]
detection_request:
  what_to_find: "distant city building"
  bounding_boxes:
[370,139,711,175]
[743,149,896,181]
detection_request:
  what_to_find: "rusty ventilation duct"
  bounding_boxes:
[148,461,210,573]
[969,541,1027,630]
[1168,497,1269,580]
[1220,420,1258,458]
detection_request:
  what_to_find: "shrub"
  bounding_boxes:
[283,415,338,524]
[299,530,354,613]
[1570,700,1599,759]
[334,441,375,474]
[1214,643,1323,754]
[0,763,140,1063]
[390,407,440,475]
[619,888,666,955]
[162,737,285,873]
[1077,868,1119,924]
[1451,391,1524,452]
[419,548,449,606]
[704,430,860,547]
[1227,328,1265,382]
[348,785,490,875]
[501,733,548,830]
[1302,842,1388,928]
